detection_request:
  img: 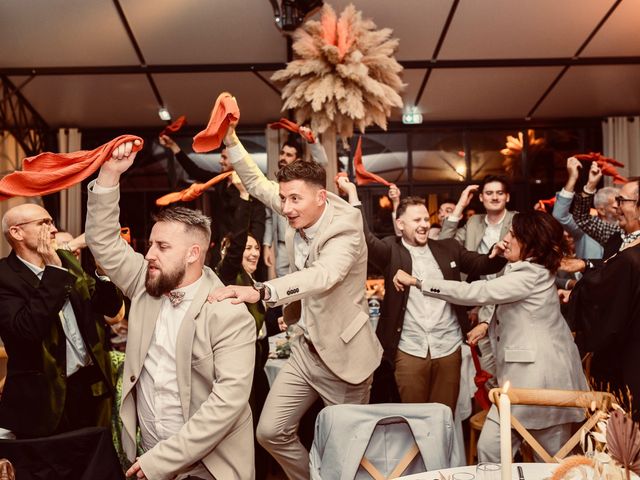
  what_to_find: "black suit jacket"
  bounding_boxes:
[569,243,640,419]
[359,207,506,401]
[0,251,122,438]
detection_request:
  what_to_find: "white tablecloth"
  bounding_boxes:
[395,462,557,480]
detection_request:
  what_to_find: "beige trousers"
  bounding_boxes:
[256,335,372,480]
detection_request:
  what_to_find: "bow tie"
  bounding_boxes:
[165,290,185,307]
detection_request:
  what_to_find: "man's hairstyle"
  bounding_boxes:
[152,207,211,244]
[396,196,427,219]
[511,211,568,274]
[276,159,326,189]
[594,186,619,209]
[282,137,303,159]
[480,175,510,194]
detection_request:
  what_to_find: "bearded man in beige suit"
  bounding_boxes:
[85,140,256,480]
[212,122,382,480]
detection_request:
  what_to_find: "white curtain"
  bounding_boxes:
[602,116,640,184]
[58,128,82,236]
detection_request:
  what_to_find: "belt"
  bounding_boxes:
[303,336,318,355]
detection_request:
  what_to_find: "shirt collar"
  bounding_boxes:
[401,238,429,255]
[484,210,507,227]
[171,272,204,302]
[16,255,45,279]
[300,200,329,242]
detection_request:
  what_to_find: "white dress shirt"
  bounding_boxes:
[137,273,204,451]
[398,240,462,359]
[17,256,91,376]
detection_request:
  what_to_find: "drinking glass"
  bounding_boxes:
[452,472,475,480]
[476,462,501,480]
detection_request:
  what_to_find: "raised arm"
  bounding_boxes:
[85,140,147,299]
[336,176,392,269]
[159,134,216,182]
[224,125,282,213]
[438,185,478,244]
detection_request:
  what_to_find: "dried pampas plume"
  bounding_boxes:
[271,3,405,142]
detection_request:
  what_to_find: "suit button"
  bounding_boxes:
[130,375,136,382]
[60,373,65,378]
[396,328,401,333]
[497,336,500,342]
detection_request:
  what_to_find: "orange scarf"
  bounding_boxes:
[268,118,315,143]
[352,136,391,186]
[192,93,239,153]
[574,152,627,184]
[0,135,144,201]
[160,115,187,137]
[156,171,234,206]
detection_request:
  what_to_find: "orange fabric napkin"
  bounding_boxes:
[268,118,315,143]
[160,115,187,137]
[353,136,391,187]
[574,152,627,184]
[0,135,144,201]
[156,171,234,206]
[192,93,239,153]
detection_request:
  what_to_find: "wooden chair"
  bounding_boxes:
[489,387,615,463]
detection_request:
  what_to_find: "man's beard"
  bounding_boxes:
[145,264,186,297]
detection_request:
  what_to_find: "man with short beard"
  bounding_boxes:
[85,140,257,480]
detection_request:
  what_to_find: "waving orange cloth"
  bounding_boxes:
[352,136,391,187]
[0,135,144,201]
[192,93,239,153]
[156,171,234,206]
[574,152,628,184]
[268,118,315,143]
[160,115,187,137]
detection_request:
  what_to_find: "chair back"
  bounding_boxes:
[489,387,615,463]
[310,403,463,480]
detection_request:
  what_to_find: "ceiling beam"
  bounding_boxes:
[414,0,460,106]
[3,56,640,77]
[526,0,624,119]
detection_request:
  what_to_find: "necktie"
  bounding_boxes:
[165,290,185,307]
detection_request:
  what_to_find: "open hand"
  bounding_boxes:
[38,223,61,267]
[209,285,260,304]
[126,460,146,479]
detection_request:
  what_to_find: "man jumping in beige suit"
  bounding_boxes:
[212,121,383,480]
[85,140,256,480]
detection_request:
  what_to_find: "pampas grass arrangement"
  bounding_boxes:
[271,3,405,142]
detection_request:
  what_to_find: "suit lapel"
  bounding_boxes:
[136,296,162,375]
[285,226,296,271]
[174,270,213,420]
[307,200,335,262]
[7,251,40,289]
[427,241,454,279]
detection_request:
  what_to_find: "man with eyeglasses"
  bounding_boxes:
[0,203,122,440]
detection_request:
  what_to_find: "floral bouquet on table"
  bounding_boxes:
[552,399,640,480]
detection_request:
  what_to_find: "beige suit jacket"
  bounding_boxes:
[439,210,516,252]
[86,184,256,480]
[228,143,382,385]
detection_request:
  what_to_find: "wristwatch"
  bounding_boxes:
[414,278,423,290]
[253,282,267,301]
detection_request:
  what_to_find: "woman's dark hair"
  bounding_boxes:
[511,211,568,273]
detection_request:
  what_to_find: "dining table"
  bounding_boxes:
[394,462,557,480]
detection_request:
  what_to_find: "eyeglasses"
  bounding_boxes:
[12,218,54,228]
[615,195,639,205]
